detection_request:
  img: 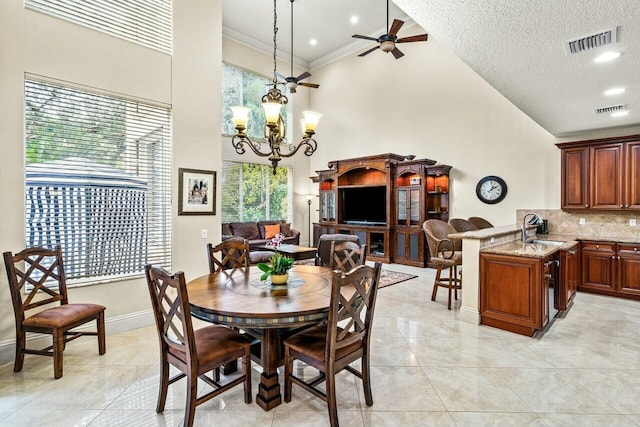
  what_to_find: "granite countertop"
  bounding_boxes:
[448,224,535,240]
[481,238,578,259]
[543,232,640,245]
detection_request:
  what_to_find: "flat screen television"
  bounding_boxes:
[341,186,387,225]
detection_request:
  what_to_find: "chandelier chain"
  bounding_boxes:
[272,0,278,84]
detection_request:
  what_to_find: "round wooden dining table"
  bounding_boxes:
[187,264,335,411]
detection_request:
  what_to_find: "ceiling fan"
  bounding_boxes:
[276,0,319,93]
[352,0,428,59]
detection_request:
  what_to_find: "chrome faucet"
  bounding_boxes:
[521,212,542,243]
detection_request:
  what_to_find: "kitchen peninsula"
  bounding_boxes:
[453,211,639,336]
[451,224,579,336]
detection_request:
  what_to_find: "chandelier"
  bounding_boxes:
[230,0,321,174]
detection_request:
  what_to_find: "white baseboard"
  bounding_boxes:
[459,305,481,325]
[0,309,154,365]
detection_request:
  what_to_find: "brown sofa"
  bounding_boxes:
[221,220,300,250]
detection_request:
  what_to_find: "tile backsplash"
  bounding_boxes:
[516,209,640,239]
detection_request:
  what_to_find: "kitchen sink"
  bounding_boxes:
[531,239,564,246]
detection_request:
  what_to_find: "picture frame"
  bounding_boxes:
[178,168,216,215]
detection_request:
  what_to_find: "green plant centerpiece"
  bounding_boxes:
[258,253,294,285]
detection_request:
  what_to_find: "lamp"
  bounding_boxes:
[306,194,314,246]
[230,0,321,174]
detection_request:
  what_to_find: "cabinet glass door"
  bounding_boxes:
[397,189,407,222]
[328,192,335,221]
[321,193,328,221]
[410,189,420,225]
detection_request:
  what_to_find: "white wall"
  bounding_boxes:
[0,0,224,363]
[308,33,561,226]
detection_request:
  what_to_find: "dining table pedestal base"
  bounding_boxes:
[256,328,283,410]
[256,371,282,410]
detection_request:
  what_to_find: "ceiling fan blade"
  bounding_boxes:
[388,19,405,37]
[296,71,311,81]
[358,45,380,57]
[397,34,428,43]
[352,34,378,41]
[391,47,404,59]
[276,71,287,81]
[298,82,320,88]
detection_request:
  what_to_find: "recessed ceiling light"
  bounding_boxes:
[611,110,629,117]
[604,87,625,96]
[350,15,359,24]
[309,38,317,46]
[594,51,621,63]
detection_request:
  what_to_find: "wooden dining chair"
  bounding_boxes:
[3,246,106,379]
[206,237,250,273]
[145,265,252,427]
[329,240,367,272]
[284,263,382,427]
[315,234,361,267]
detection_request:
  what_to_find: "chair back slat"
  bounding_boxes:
[3,246,68,320]
[206,238,250,273]
[329,241,367,272]
[326,263,381,357]
[145,265,196,361]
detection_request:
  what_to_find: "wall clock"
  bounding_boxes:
[476,176,508,204]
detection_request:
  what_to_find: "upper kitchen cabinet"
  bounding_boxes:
[557,135,640,211]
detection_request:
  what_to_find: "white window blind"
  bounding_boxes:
[220,161,292,223]
[25,78,172,286]
[25,0,172,54]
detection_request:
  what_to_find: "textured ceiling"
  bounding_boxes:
[223,0,640,136]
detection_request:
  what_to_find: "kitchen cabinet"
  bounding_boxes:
[557,243,578,310]
[557,135,640,211]
[480,253,551,337]
[617,243,640,298]
[580,240,640,300]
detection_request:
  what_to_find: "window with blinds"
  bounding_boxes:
[25,0,172,54]
[220,161,291,223]
[24,78,172,286]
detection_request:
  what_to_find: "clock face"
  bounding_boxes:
[476,176,507,204]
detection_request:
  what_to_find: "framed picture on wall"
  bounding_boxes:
[178,168,216,215]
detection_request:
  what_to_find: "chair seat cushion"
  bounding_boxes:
[431,251,462,266]
[284,324,362,363]
[22,303,105,329]
[169,325,250,367]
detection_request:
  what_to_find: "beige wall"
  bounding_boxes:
[0,0,225,363]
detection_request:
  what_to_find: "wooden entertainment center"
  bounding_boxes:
[312,153,452,267]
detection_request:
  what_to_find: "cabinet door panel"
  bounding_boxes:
[591,143,624,209]
[626,141,640,210]
[561,147,590,209]
[581,251,616,291]
[618,244,640,297]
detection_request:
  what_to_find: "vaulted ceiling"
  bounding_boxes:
[222,0,639,137]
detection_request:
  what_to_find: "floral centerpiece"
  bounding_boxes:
[258,252,294,285]
[269,233,285,248]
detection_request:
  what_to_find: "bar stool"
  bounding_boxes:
[423,220,462,310]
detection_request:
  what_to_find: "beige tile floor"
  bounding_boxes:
[1,264,639,426]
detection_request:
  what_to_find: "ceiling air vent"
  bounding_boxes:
[595,104,626,115]
[565,27,618,55]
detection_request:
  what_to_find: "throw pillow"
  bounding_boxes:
[264,224,281,239]
[280,222,292,237]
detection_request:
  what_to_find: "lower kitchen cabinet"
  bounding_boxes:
[618,243,640,298]
[480,253,551,337]
[557,243,579,310]
[580,240,640,300]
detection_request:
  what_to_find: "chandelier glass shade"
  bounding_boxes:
[230,0,321,173]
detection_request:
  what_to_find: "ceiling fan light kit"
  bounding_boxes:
[229,0,320,173]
